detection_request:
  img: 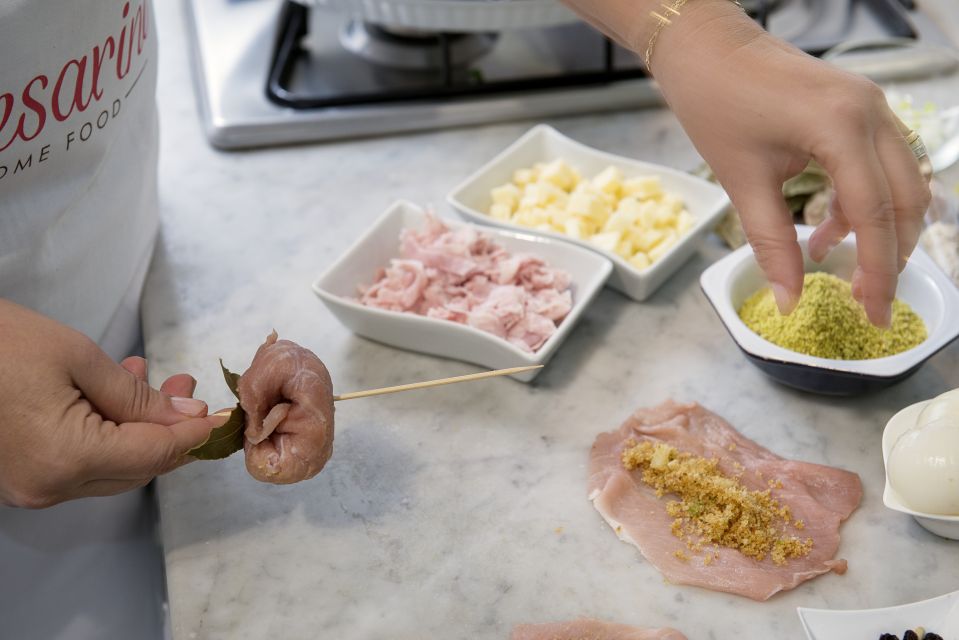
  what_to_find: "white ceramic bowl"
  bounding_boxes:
[700,225,959,395]
[446,124,730,301]
[798,589,959,640]
[312,200,613,382]
[882,399,959,540]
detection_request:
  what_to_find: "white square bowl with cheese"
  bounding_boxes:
[312,200,613,382]
[447,124,730,301]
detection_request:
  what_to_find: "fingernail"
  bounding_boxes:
[814,236,842,263]
[171,396,207,417]
[808,234,829,263]
[850,268,863,303]
[771,283,798,315]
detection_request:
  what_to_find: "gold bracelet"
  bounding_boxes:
[644,0,745,72]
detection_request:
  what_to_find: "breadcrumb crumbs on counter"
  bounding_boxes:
[674,550,689,562]
[621,440,812,565]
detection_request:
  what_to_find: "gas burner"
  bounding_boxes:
[338,21,498,71]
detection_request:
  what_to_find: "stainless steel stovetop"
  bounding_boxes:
[186,0,955,149]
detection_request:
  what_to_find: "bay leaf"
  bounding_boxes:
[220,359,241,400]
[186,360,246,460]
[187,403,246,460]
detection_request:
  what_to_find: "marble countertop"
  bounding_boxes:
[146,2,959,639]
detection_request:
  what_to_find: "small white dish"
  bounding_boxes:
[700,225,959,395]
[798,589,959,640]
[882,399,959,539]
[446,124,730,301]
[312,200,613,382]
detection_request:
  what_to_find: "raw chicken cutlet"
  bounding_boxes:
[238,331,335,484]
[511,618,687,640]
[587,400,862,601]
[359,214,572,353]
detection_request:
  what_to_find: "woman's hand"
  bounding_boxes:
[0,300,225,508]
[651,0,930,326]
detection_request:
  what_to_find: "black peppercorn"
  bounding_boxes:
[879,634,900,640]
[923,634,943,640]
[903,630,919,640]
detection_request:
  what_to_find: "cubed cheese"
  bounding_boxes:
[629,251,652,271]
[603,209,635,234]
[661,194,684,214]
[513,208,549,228]
[615,196,644,218]
[589,230,621,253]
[615,237,634,259]
[648,231,678,262]
[635,200,659,229]
[676,210,696,235]
[622,175,662,200]
[491,183,521,208]
[547,206,572,226]
[653,204,677,228]
[513,168,537,186]
[567,191,610,225]
[591,165,624,196]
[539,159,578,191]
[564,217,588,239]
[634,228,666,253]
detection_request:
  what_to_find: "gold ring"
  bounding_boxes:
[905,129,928,161]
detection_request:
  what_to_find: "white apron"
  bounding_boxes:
[0,3,166,639]
[0,0,159,359]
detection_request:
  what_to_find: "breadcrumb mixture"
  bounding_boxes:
[621,440,812,565]
[738,272,926,360]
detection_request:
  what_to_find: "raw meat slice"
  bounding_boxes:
[510,618,687,640]
[587,400,862,601]
[238,331,335,484]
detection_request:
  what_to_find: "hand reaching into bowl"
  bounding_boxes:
[561,0,931,327]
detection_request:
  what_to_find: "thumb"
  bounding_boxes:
[88,413,231,481]
[71,343,208,425]
[730,177,805,315]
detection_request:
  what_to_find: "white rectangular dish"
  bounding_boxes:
[312,200,612,382]
[798,589,959,640]
[447,124,730,301]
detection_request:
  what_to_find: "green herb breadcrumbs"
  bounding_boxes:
[738,272,927,360]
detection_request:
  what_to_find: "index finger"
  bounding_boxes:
[821,143,898,327]
[84,414,228,481]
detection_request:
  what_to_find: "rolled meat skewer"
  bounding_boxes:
[227,332,536,483]
[237,331,335,484]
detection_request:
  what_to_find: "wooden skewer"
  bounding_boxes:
[332,365,543,402]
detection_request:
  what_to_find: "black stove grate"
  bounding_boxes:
[266,0,917,110]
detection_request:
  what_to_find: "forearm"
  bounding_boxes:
[560,0,765,76]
